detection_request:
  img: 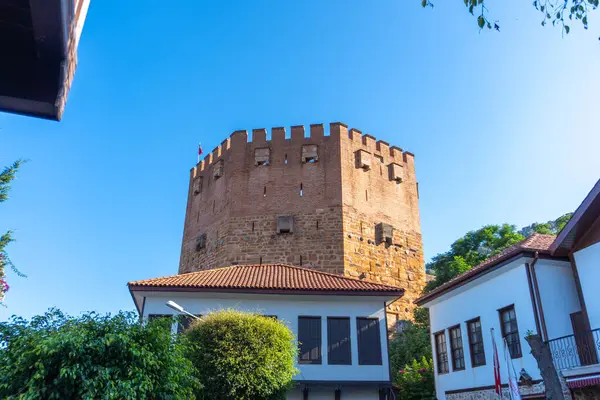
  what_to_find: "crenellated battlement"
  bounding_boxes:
[192,122,414,175]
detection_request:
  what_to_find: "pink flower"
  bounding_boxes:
[418,368,427,373]
[399,370,405,374]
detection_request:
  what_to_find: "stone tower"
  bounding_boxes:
[179,122,425,326]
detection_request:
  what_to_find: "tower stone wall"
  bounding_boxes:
[179,122,425,324]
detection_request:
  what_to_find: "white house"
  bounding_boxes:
[416,178,600,400]
[128,263,404,400]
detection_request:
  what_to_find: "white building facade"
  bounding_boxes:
[129,264,403,400]
[417,178,600,400]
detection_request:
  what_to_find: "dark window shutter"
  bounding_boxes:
[357,317,382,365]
[299,317,322,364]
[328,317,351,365]
[177,315,201,334]
[148,314,171,322]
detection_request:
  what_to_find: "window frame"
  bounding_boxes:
[466,317,486,367]
[356,317,383,365]
[327,317,352,365]
[298,316,322,365]
[498,304,522,359]
[434,330,449,374]
[147,314,172,322]
[448,324,465,371]
[177,314,201,334]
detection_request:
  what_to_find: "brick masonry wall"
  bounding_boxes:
[179,122,425,326]
[446,382,545,400]
[338,124,425,325]
[180,124,345,273]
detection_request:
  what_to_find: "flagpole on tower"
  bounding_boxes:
[198,143,203,164]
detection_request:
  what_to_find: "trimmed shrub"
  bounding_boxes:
[0,308,201,399]
[394,357,435,400]
[185,310,298,400]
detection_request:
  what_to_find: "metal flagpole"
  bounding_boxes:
[504,337,522,400]
[491,328,503,399]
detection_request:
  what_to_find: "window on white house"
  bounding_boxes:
[148,314,171,323]
[499,305,522,358]
[177,315,201,334]
[298,317,322,364]
[467,318,486,367]
[449,325,465,371]
[357,317,382,365]
[435,331,449,374]
[327,317,351,365]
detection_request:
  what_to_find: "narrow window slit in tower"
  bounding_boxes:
[252,222,255,232]
[316,221,319,230]
[259,256,263,265]
[284,154,288,165]
[300,256,303,266]
[300,183,303,197]
[365,190,368,201]
[264,186,267,197]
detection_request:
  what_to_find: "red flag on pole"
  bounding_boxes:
[492,328,502,397]
[198,143,203,163]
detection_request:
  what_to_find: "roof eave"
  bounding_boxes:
[128,284,405,298]
[550,179,600,256]
[415,251,533,307]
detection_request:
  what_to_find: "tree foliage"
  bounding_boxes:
[425,213,572,292]
[185,310,298,400]
[0,160,26,303]
[421,0,597,35]
[394,357,436,400]
[389,307,431,375]
[0,309,201,399]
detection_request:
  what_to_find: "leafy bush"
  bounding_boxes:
[389,307,431,373]
[0,309,201,399]
[394,357,435,400]
[185,310,298,400]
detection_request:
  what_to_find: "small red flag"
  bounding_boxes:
[198,143,203,156]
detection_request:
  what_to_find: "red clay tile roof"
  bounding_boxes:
[415,233,556,305]
[128,264,404,296]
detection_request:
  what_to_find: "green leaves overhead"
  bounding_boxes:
[421,0,596,33]
[477,15,485,27]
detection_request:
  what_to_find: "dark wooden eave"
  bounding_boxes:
[0,0,72,120]
[551,179,600,256]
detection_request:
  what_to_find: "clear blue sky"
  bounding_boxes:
[1,0,599,320]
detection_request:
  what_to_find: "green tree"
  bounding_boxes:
[519,212,573,237]
[185,310,298,400]
[0,160,26,302]
[394,357,435,400]
[0,308,201,399]
[421,0,596,34]
[389,308,431,374]
[425,223,524,292]
[425,214,572,292]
